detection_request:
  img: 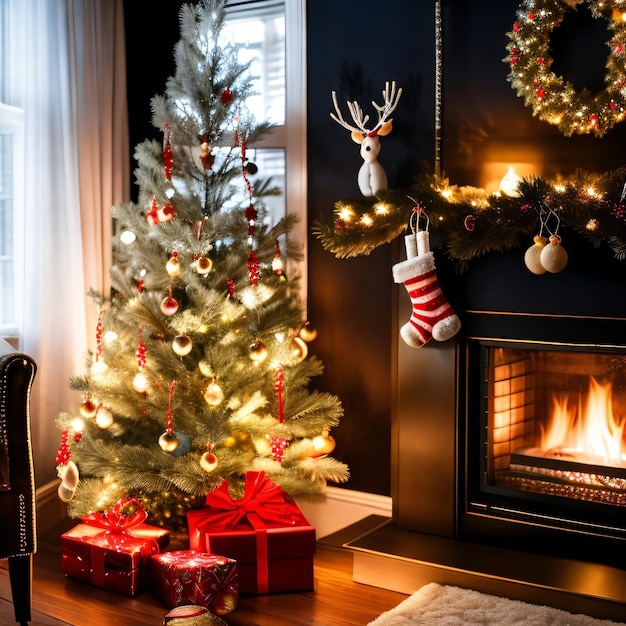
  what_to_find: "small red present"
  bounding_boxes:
[187,471,316,595]
[61,498,169,596]
[151,550,238,616]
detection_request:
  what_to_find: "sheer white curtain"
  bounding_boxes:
[8,0,128,486]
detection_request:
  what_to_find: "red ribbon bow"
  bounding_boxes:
[81,497,148,534]
[204,471,299,530]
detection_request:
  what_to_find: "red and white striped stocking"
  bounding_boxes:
[392,230,460,349]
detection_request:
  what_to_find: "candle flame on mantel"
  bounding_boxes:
[541,377,626,467]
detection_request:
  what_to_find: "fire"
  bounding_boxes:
[542,377,626,466]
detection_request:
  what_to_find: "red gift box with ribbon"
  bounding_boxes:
[61,497,170,596]
[151,550,238,615]
[186,471,316,595]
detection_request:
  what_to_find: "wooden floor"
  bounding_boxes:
[0,516,408,626]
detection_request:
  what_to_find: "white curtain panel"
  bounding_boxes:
[8,0,128,486]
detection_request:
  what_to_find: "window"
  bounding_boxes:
[224,0,307,297]
[0,0,25,343]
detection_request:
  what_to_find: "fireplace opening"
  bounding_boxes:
[461,334,626,566]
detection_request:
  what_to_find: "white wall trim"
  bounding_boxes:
[36,479,392,542]
[295,487,392,539]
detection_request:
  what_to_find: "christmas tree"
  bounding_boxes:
[55,0,348,534]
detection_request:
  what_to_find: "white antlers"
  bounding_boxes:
[330,81,402,196]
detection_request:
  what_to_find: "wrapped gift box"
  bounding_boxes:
[151,550,238,615]
[187,471,316,595]
[61,498,170,596]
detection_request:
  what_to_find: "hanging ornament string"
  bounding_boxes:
[275,364,285,424]
[162,123,173,180]
[136,327,147,369]
[239,127,260,285]
[166,380,177,435]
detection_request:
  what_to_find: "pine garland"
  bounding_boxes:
[313,167,626,266]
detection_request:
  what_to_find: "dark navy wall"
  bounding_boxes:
[125,1,626,498]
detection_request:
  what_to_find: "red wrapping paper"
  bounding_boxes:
[61,498,169,596]
[151,550,238,615]
[186,471,316,595]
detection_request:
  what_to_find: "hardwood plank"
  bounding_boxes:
[0,522,407,625]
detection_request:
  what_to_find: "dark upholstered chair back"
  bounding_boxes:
[0,339,37,624]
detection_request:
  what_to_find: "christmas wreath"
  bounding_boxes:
[504,0,626,137]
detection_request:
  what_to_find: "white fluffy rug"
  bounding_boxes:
[368,583,625,625]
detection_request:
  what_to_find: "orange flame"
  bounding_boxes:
[542,377,626,466]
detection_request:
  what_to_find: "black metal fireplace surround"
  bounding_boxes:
[348,232,626,621]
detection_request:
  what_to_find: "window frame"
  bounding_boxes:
[225,0,308,304]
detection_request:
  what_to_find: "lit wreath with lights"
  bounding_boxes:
[505,0,626,137]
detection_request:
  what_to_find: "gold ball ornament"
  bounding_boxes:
[199,451,219,473]
[172,333,193,356]
[159,431,180,452]
[204,381,225,406]
[249,340,268,363]
[298,323,318,342]
[132,371,150,393]
[79,397,97,418]
[166,254,181,277]
[95,407,114,429]
[291,336,308,361]
[524,236,548,275]
[196,256,213,275]
[310,433,336,458]
[540,235,568,273]
[58,459,80,489]
[57,482,76,503]
[211,590,238,616]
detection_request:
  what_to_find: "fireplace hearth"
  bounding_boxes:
[347,240,626,621]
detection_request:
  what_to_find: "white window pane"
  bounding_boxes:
[222,2,285,126]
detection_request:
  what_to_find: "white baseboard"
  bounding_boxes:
[35,480,392,542]
[295,487,392,539]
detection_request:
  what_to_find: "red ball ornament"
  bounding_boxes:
[463,215,476,232]
[160,295,179,316]
[221,88,233,104]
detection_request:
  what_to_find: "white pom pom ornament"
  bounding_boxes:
[524,236,547,275]
[540,235,568,273]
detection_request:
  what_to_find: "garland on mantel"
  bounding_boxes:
[313,166,626,266]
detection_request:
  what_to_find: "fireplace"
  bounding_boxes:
[347,239,626,621]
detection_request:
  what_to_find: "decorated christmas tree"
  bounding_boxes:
[55,0,348,534]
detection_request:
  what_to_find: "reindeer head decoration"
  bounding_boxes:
[330,81,402,197]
